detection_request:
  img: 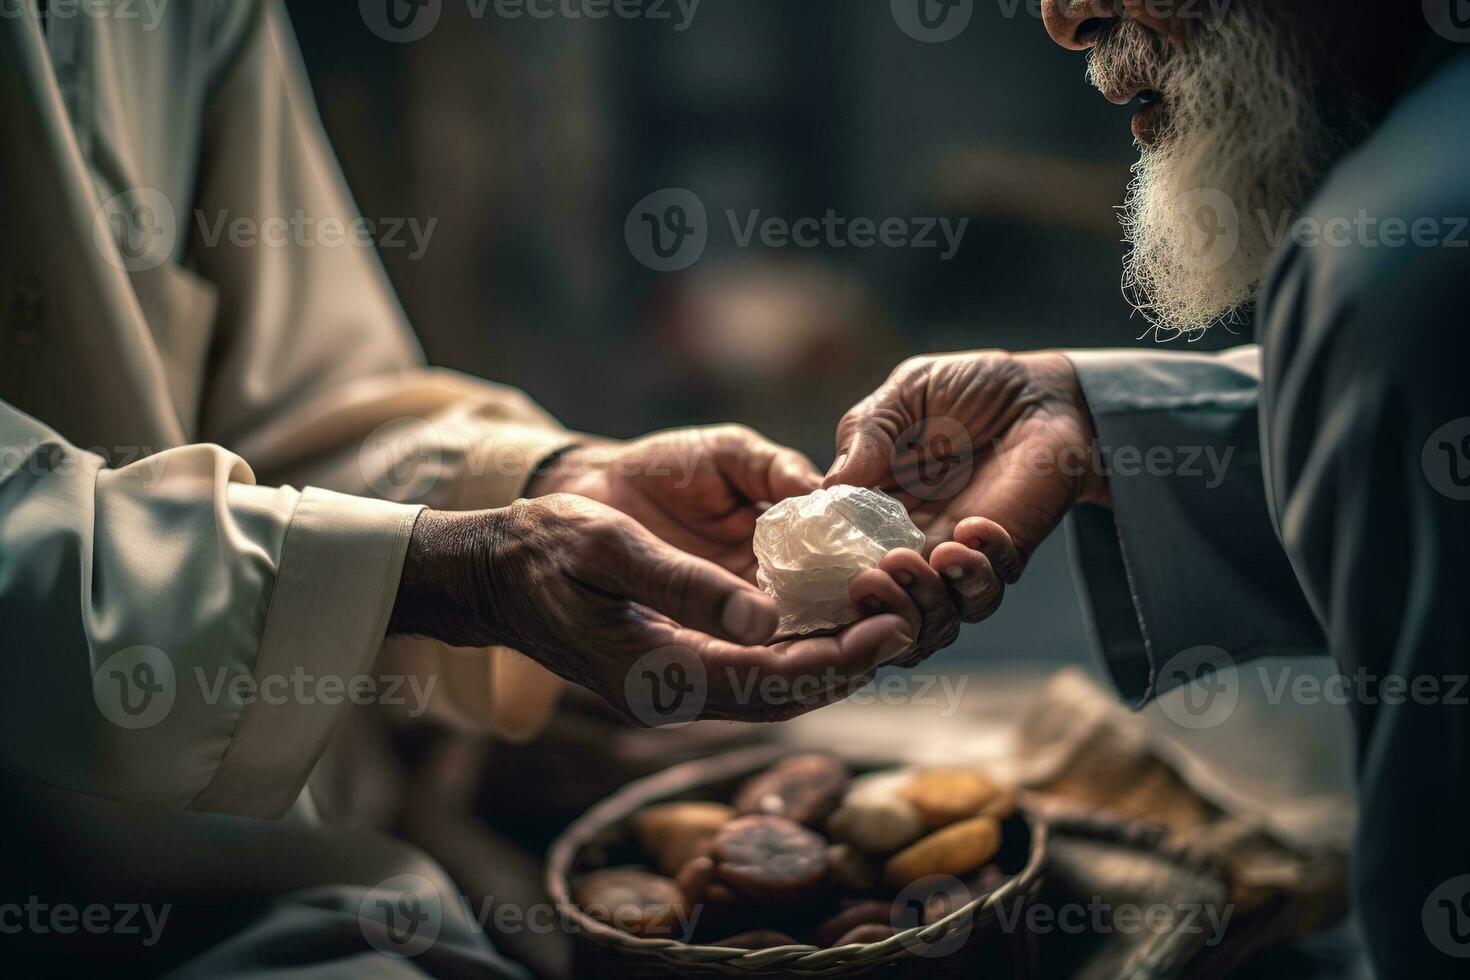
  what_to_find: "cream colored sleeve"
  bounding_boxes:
[187,2,569,737]
[0,400,421,818]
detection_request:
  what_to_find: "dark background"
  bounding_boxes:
[283,0,1238,669]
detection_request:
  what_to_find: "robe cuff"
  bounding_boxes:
[1062,349,1321,709]
[189,487,421,817]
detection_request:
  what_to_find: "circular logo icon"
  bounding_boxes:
[891,874,973,957]
[891,416,974,502]
[1425,1,1470,43]
[93,646,176,730]
[891,0,973,43]
[94,187,177,272]
[1423,874,1470,958]
[1154,646,1239,730]
[1174,188,1240,274]
[360,0,442,43]
[359,874,444,957]
[358,417,444,503]
[1423,417,1470,501]
[625,188,708,272]
[624,646,706,727]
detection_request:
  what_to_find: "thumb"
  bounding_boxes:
[613,524,779,645]
[708,426,821,503]
[825,404,898,490]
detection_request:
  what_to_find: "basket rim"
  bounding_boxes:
[545,744,1048,974]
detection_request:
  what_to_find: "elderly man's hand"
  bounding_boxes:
[825,351,1107,665]
[388,494,917,725]
[527,426,819,580]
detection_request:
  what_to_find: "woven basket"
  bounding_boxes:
[546,744,1047,978]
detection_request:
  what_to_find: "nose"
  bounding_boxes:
[1041,0,1118,50]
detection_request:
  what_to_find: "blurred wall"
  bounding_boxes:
[284,0,1242,669]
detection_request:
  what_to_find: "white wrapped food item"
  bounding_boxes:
[753,486,924,636]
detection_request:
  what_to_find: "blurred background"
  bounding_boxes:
[286,3,1355,973]
[288,0,1217,671]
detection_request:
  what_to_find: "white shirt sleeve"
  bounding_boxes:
[0,400,421,818]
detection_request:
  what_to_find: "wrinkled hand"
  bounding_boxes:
[825,351,1105,665]
[529,425,822,580]
[530,425,930,637]
[388,494,917,724]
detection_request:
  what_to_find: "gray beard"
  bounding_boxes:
[1089,9,1329,335]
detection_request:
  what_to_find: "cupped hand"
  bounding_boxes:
[390,495,918,725]
[528,425,823,581]
[825,351,1105,665]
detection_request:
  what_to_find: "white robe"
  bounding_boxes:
[0,0,567,821]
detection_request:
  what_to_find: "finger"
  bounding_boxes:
[708,425,821,504]
[609,525,779,645]
[690,614,913,719]
[952,517,1026,584]
[849,568,923,640]
[930,541,1005,623]
[824,387,907,489]
[879,549,960,664]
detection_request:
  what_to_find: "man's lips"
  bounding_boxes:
[1130,92,1167,146]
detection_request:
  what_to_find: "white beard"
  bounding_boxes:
[1089,9,1329,335]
